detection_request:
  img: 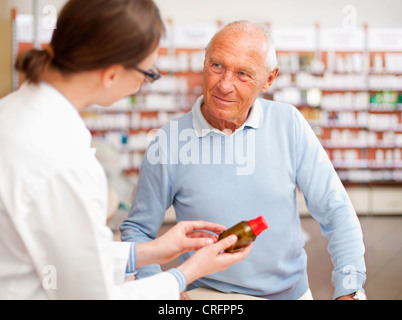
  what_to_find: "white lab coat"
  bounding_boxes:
[0,82,179,300]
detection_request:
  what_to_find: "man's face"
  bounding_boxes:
[202,30,276,128]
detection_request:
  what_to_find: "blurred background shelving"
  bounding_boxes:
[4,1,402,214]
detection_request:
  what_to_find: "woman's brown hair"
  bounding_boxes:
[15,0,165,84]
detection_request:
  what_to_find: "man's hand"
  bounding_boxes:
[180,292,192,300]
[336,294,356,300]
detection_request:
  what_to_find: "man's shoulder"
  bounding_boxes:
[258,97,296,113]
[160,110,194,132]
[258,98,311,133]
[258,98,299,122]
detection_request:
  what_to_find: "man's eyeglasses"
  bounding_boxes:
[133,65,161,83]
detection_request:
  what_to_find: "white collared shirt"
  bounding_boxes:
[192,95,263,137]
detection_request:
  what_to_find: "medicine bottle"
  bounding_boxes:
[219,216,268,253]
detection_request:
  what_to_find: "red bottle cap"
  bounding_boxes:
[248,216,268,236]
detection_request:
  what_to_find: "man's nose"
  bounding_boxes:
[216,71,235,94]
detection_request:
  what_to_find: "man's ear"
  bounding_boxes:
[101,65,124,89]
[261,67,279,93]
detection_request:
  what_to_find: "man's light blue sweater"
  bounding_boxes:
[120,97,366,299]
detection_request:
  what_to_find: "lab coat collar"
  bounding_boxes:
[18,81,92,149]
[18,81,81,117]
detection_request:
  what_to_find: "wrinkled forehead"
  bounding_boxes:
[206,29,268,67]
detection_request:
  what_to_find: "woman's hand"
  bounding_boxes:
[177,235,252,286]
[135,220,226,268]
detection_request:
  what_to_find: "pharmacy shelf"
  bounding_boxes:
[11,13,402,184]
[298,186,402,215]
[267,34,402,184]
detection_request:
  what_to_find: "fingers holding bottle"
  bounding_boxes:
[177,234,252,285]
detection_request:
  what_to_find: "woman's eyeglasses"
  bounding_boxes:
[133,65,161,83]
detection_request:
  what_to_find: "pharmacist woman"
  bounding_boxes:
[0,0,251,299]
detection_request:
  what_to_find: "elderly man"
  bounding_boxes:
[121,21,366,300]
